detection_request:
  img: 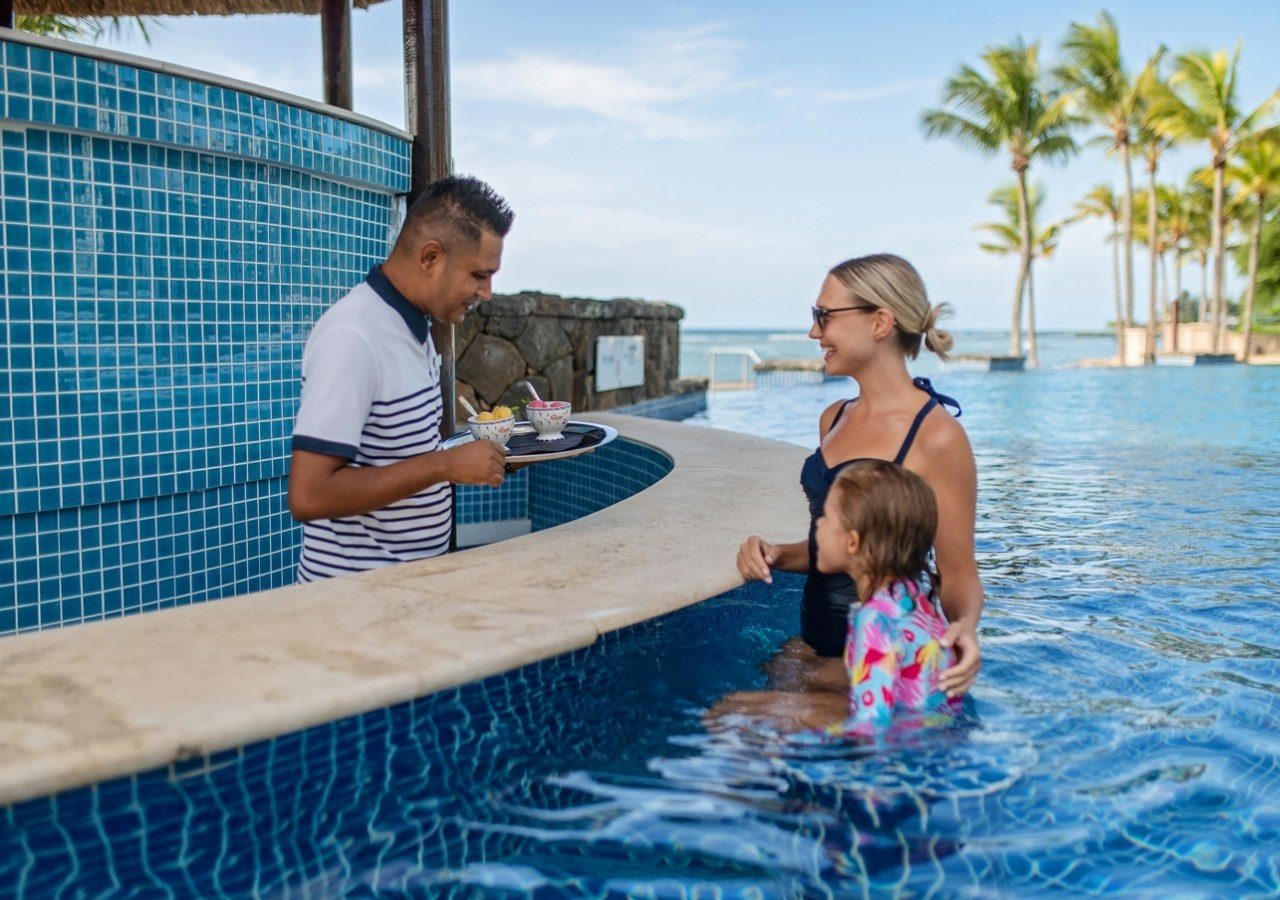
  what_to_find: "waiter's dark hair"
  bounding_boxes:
[397,175,514,250]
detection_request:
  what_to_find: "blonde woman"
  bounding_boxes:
[737,254,984,698]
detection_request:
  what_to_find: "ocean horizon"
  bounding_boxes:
[684,327,1113,335]
[679,328,1118,379]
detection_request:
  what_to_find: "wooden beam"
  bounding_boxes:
[320,0,352,109]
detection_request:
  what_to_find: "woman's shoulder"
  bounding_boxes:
[915,399,972,454]
[909,403,975,485]
[818,397,856,439]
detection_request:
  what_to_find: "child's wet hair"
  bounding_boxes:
[829,459,939,598]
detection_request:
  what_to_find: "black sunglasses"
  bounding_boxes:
[811,304,878,330]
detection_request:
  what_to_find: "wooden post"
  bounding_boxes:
[404,0,454,435]
[320,0,353,110]
[404,0,458,548]
[404,0,452,200]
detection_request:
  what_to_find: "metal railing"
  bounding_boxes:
[706,348,763,392]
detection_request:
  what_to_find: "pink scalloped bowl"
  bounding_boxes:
[525,401,572,441]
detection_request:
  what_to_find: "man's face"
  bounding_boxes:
[420,229,504,324]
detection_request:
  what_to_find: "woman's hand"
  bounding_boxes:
[737,536,780,584]
[938,621,981,698]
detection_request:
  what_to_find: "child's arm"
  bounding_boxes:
[844,604,900,734]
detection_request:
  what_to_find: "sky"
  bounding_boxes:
[95,1,1280,330]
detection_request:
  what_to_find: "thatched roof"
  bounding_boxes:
[15,0,384,15]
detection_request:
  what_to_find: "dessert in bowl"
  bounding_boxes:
[468,406,515,447]
[525,400,572,441]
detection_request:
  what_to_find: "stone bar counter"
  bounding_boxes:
[0,415,808,807]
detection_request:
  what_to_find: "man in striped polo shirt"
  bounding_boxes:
[287,176,513,582]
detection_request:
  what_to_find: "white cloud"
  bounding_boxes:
[461,159,612,208]
[812,78,939,104]
[771,78,937,107]
[353,63,403,91]
[454,23,747,141]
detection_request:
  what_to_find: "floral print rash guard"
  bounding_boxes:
[834,576,961,736]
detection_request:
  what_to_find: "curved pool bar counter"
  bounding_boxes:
[0,415,809,807]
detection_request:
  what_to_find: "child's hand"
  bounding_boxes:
[737,536,779,584]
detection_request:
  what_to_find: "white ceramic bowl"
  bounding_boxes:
[525,401,572,441]
[467,414,515,447]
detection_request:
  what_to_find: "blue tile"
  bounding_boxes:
[0,37,416,634]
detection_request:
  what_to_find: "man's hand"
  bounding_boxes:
[442,440,506,487]
[938,621,981,698]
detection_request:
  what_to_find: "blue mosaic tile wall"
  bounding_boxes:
[456,467,528,525]
[613,392,706,422]
[0,34,411,635]
[455,438,673,534]
[0,40,407,190]
[530,440,674,531]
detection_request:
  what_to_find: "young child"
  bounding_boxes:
[815,459,961,736]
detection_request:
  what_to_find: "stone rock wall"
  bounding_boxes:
[453,292,685,415]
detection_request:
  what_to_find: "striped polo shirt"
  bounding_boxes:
[291,266,452,582]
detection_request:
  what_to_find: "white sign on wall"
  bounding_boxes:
[595,335,645,392]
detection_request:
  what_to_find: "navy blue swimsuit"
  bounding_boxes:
[798,377,961,657]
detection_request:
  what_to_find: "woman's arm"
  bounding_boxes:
[735,400,847,583]
[916,419,985,697]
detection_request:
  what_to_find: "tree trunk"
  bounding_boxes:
[1121,139,1136,327]
[1145,154,1159,363]
[1159,250,1170,356]
[1111,219,1124,362]
[1013,168,1032,362]
[1026,258,1039,369]
[1009,265,1026,358]
[1242,194,1262,361]
[1210,160,1226,352]
[1199,252,1209,323]
[1172,251,1183,352]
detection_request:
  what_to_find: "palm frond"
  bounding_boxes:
[920,110,1001,154]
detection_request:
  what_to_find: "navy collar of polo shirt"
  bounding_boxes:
[366,265,431,344]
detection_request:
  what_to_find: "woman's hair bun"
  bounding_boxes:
[922,302,954,359]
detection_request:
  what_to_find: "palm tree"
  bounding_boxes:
[1184,180,1215,323]
[1055,12,1146,329]
[977,183,1066,368]
[15,15,160,42]
[1225,135,1280,359]
[1135,56,1172,362]
[924,38,1078,362]
[1135,185,1190,349]
[1148,47,1280,351]
[1157,183,1193,350]
[1073,185,1126,360]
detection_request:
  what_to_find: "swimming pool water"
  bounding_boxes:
[4,364,1279,895]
